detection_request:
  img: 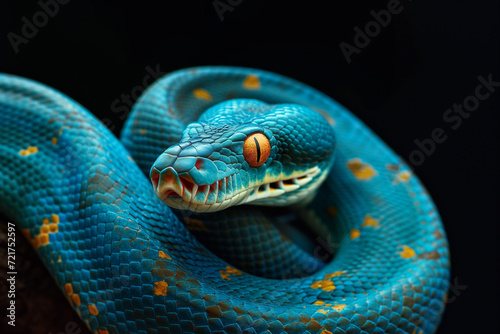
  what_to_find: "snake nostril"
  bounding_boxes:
[195,158,204,170]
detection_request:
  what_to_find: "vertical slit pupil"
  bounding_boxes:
[253,136,261,162]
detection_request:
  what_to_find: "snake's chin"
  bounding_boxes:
[154,166,323,213]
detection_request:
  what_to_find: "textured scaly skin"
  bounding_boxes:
[0,67,449,334]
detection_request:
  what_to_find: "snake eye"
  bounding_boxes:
[243,133,271,167]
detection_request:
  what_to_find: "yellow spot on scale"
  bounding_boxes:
[154,281,168,296]
[399,245,416,259]
[52,137,58,145]
[58,256,62,263]
[23,215,61,249]
[350,228,360,240]
[243,74,261,90]
[88,304,99,316]
[396,170,412,183]
[140,129,147,135]
[320,330,332,334]
[361,215,380,228]
[39,234,49,246]
[311,279,335,292]
[319,306,347,316]
[72,294,81,306]
[324,271,345,279]
[313,301,325,305]
[219,266,242,281]
[317,309,329,315]
[346,158,378,181]
[193,88,212,101]
[64,283,73,295]
[159,250,171,260]
[19,146,38,157]
[332,304,347,312]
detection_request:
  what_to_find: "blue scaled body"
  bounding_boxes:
[0,67,449,334]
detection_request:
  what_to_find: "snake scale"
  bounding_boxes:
[0,66,449,334]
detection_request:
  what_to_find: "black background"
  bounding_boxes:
[0,1,499,333]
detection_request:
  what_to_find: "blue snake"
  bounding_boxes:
[0,66,449,334]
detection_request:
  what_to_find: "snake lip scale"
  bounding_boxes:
[152,164,322,212]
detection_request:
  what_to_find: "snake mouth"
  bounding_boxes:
[244,166,322,206]
[151,166,321,213]
[151,167,244,212]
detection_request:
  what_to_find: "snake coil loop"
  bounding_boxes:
[0,66,449,334]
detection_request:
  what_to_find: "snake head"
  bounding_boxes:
[150,99,335,213]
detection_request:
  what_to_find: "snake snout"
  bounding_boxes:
[151,147,227,211]
[151,166,183,199]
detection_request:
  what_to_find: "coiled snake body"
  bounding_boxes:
[0,67,449,334]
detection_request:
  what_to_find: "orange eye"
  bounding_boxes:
[243,133,271,167]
